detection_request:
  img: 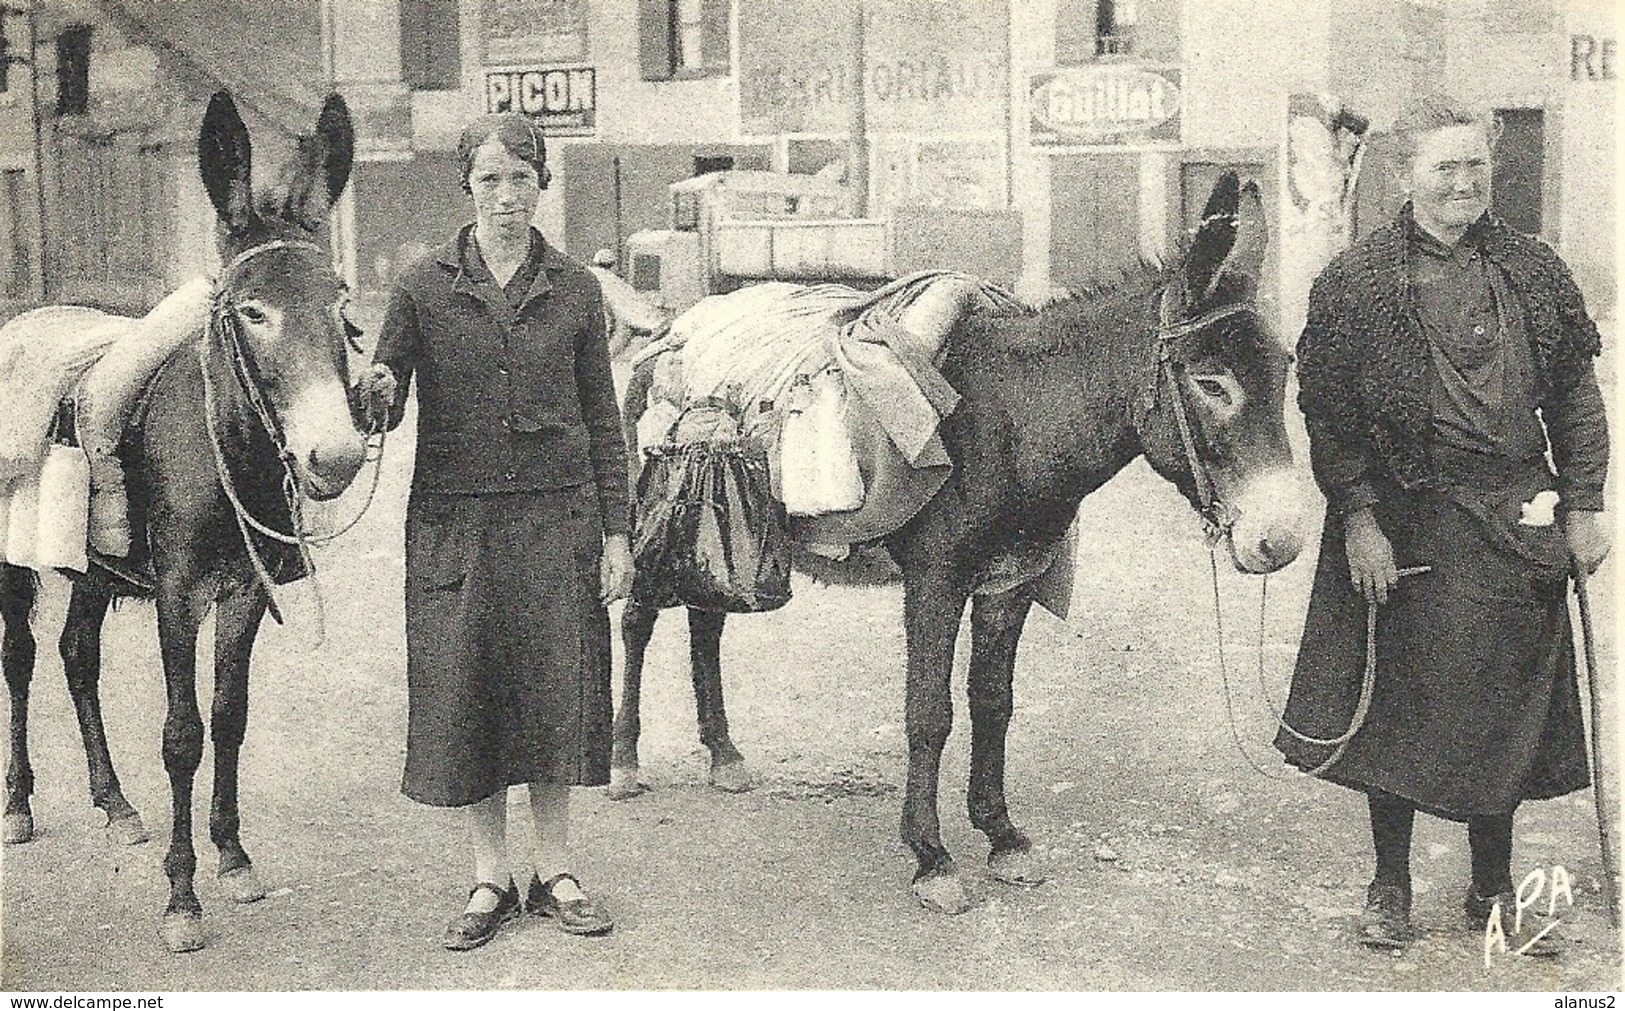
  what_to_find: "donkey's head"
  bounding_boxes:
[199,91,363,501]
[1142,172,1304,574]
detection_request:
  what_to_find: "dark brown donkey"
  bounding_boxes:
[613,173,1305,913]
[0,91,365,952]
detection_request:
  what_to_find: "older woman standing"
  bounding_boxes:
[1278,95,1610,955]
[358,114,632,950]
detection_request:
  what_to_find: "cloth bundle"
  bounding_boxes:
[631,271,1024,524]
[631,437,792,613]
[0,277,213,567]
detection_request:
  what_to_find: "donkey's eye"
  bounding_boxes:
[1194,376,1232,405]
[238,304,268,325]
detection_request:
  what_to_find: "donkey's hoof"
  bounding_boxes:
[607,767,647,801]
[159,911,206,954]
[220,866,266,904]
[105,813,149,847]
[988,847,1046,887]
[913,872,972,915]
[2,811,35,845]
[707,759,755,794]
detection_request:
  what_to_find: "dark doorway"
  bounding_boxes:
[562,143,771,262]
[1492,108,1544,235]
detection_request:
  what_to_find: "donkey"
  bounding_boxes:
[0,91,364,952]
[613,173,1304,913]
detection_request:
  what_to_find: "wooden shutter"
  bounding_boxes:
[638,0,675,81]
[701,0,730,74]
[56,25,91,115]
[401,0,459,91]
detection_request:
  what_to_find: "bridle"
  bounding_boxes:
[198,237,384,628]
[1151,289,1258,542]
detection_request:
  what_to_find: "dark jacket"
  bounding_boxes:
[375,225,629,536]
[1297,206,1606,516]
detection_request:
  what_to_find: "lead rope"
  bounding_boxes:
[199,317,386,641]
[200,335,293,627]
[1212,555,1430,779]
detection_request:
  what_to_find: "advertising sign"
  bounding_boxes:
[1028,65,1182,148]
[482,0,588,64]
[485,65,596,135]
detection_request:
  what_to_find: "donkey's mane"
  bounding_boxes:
[959,256,1170,361]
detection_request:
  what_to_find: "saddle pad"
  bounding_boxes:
[0,307,130,483]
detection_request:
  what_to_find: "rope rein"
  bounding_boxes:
[197,238,386,632]
[1215,555,1601,784]
[1153,295,1256,540]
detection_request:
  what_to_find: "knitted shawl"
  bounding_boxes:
[1296,205,1602,493]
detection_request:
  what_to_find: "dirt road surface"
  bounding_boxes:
[3,371,1620,992]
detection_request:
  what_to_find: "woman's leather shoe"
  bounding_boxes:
[527,872,614,935]
[443,880,521,950]
[1357,881,1414,950]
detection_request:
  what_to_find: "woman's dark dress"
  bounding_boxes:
[1277,215,1604,820]
[376,228,628,806]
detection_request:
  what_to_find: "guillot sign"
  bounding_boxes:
[1028,65,1182,147]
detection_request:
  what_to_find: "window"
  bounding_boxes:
[1095,0,1137,56]
[56,25,90,115]
[631,252,661,291]
[639,0,729,81]
[693,154,733,176]
[1492,109,1544,235]
[0,9,20,96]
[400,0,460,91]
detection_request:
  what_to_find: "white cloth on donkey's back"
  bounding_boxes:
[637,271,1023,468]
[0,307,128,483]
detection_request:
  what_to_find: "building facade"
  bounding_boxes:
[325,0,1625,333]
[0,0,1616,333]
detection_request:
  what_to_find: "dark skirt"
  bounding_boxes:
[402,484,612,807]
[1275,485,1590,820]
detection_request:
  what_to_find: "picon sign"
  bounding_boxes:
[484,65,596,135]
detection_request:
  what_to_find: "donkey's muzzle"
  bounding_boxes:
[302,440,365,501]
[284,386,367,501]
[1225,469,1307,575]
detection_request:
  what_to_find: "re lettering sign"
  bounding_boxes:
[485,65,596,135]
[1028,66,1182,148]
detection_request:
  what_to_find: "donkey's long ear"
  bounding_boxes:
[272,95,355,230]
[316,94,354,207]
[199,91,254,233]
[1181,172,1267,307]
[1208,179,1266,302]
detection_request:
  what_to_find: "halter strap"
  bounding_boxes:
[1151,289,1259,537]
[1157,300,1258,346]
[218,238,328,283]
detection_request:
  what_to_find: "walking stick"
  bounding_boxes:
[1573,563,1619,928]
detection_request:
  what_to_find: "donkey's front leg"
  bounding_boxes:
[900,574,969,913]
[155,577,212,953]
[2,564,39,844]
[61,577,148,845]
[689,607,751,793]
[968,589,1043,887]
[209,585,267,904]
